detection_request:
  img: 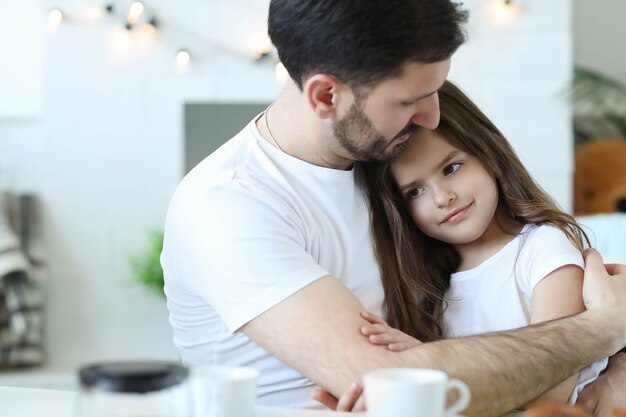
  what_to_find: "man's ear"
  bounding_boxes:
[303,74,351,121]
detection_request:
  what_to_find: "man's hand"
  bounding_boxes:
[577,353,626,417]
[312,383,365,412]
[582,249,626,315]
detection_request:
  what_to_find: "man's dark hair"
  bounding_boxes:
[268,0,468,90]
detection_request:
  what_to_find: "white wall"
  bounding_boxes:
[573,0,626,86]
[1,0,574,379]
[0,0,45,193]
[450,0,573,210]
[0,120,44,192]
[40,0,279,372]
[0,0,44,117]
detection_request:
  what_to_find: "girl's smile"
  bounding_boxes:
[440,201,473,225]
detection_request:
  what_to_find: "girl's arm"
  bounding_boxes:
[522,263,585,407]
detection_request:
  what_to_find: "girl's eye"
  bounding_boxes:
[408,187,425,199]
[443,162,461,176]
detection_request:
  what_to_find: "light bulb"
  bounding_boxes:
[127,1,144,25]
[176,50,191,72]
[275,62,289,85]
[252,48,270,61]
[486,0,520,26]
[247,34,272,61]
[48,9,63,32]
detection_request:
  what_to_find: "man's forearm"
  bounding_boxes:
[243,276,625,415]
[402,309,624,417]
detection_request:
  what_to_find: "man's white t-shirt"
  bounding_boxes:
[443,224,607,404]
[161,116,383,408]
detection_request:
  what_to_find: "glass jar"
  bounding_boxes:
[76,361,189,417]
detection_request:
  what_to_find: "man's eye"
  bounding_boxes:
[443,162,461,176]
[408,187,424,199]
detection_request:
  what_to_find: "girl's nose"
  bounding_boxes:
[433,185,455,206]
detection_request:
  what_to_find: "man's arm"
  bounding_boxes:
[577,353,626,416]
[242,250,626,417]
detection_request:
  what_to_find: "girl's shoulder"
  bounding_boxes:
[517,223,583,266]
[519,223,571,244]
[517,223,583,268]
[516,223,584,292]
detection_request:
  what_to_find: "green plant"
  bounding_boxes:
[128,229,165,297]
[568,66,626,145]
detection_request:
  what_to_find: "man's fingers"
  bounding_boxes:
[353,393,367,412]
[336,383,363,412]
[576,385,599,415]
[584,248,605,273]
[312,384,364,412]
[605,263,626,276]
[311,388,339,410]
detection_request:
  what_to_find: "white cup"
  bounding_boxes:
[364,368,471,417]
[190,366,259,417]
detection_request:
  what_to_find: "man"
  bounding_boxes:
[161,1,626,416]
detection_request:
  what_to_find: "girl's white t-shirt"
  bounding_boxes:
[443,224,607,403]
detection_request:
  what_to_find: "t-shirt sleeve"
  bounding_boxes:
[163,183,329,333]
[521,225,585,291]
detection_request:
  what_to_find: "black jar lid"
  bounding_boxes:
[79,361,188,394]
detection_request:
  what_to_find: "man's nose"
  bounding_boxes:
[410,93,440,130]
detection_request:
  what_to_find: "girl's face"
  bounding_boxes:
[390,129,500,246]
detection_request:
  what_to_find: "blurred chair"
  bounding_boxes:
[0,193,44,368]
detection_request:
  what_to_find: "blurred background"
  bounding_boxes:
[0,0,624,389]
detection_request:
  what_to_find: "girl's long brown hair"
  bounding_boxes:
[358,80,589,343]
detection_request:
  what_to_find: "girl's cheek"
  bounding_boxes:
[411,204,431,229]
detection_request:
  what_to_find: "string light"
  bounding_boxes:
[275,62,289,85]
[136,22,158,44]
[485,0,520,26]
[176,49,191,72]
[252,48,270,62]
[127,1,145,25]
[247,33,272,61]
[45,3,280,80]
[48,9,64,32]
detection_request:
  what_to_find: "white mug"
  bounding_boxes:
[364,368,471,417]
[190,366,259,417]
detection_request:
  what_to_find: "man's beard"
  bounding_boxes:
[332,102,416,163]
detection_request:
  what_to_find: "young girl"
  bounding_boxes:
[353,80,607,407]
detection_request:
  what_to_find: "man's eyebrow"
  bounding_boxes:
[399,88,439,104]
[397,150,463,194]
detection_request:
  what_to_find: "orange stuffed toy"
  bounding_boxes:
[574,138,626,215]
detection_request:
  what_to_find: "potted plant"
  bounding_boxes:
[569,66,626,145]
[128,229,165,297]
